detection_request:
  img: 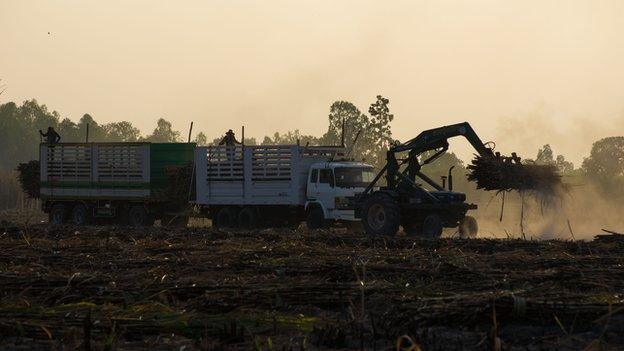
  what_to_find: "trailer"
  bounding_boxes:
[40,142,195,226]
[194,144,375,229]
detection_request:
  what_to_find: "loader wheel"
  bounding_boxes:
[421,214,443,239]
[306,206,328,230]
[459,216,478,238]
[237,207,258,230]
[128,205,151,227]
[361,193,400,236]
[49,203,67,225]
[71,204,91,226]
[215,207,237,229]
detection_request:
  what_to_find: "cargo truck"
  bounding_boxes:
[194,144,375,229]
[40,142,195,226]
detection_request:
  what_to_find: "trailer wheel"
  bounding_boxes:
[49,203,67,225]
[306,206,328,230]
[215,207,237,229]
[237,207,258,230]
[459,216,478,238]
[128,205,150,227]
[71,204,91,226]
[421,214,443,239]
[361,193,400,236]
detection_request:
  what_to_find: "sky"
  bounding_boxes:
[2,0,624,165]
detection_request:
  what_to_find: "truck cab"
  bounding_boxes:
[304,162,375,228]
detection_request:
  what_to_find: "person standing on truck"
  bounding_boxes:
[39,127,61,144]
[219,129,241,160]
[218,129,241,146]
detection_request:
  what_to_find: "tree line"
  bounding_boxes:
[1,96,623,203]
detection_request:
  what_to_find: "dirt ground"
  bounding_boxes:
[0,221,623,350]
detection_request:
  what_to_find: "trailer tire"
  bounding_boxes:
[215,207,237,229]
[361,193,401,236]
[49,203,67,225]
[459,216,478,238]
[128,205,150,227]
[306,206,328,230]
[421,214,443,239]
[71,203,91,226]
[237,207,258,230]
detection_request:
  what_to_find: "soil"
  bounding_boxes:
[0,223,623,350]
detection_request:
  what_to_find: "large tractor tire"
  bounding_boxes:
[459,216,478,238]
[49,203,68,225]
[237,207,258,230]
[361,193,401,236]
[306,206,329,230]
[71,203,91,226]
[421,214,443,239]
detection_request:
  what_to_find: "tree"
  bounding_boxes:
[535,144,554,165]
[262,130,317,145]
[144,118,180,142]
[582,137,624,199]
[104,121,141,142]
[194,132,208,146]
[367,95,394,167]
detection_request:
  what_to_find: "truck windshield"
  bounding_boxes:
[334,167,375,188]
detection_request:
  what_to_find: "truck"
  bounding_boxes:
[39,142,195,226]
[194,144,375,229]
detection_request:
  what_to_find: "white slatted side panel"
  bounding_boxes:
[46,144,92,181]
[205,146,244,180]
[97,144,144,182]
[251,146,293,181]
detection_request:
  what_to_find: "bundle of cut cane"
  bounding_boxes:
[16,160,40,199]
[467,155,565,196]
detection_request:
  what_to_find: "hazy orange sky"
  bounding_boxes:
[2,0,624,164]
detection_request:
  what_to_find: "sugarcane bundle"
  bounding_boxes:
[467,155,565,196]
[16,160,40,199]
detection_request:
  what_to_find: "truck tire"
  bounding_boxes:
[421,214,443,239]
[128,205,150,227]
[237,207,258,230]
[306,206,328,230]
[459,216,478,238]
[71,204,91,226]
[361,193,400,236]
[215,207,237,229]
[49,203,67,225]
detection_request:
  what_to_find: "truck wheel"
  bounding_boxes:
[306,206,328,230]
[215,207,237,229]
[71,204,91,226]
[237,207,258,230]
[421,214,443,239]
[128,205,150,227]
[49,203,67,225]
[361,193,400,236]
[459,216,478,238]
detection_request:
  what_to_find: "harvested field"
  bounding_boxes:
[0,224,623,350]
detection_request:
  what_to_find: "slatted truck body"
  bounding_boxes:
[195,145,375,229]
[40,142,195,226]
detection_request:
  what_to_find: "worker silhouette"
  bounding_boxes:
[219,129,241,161]
[39,127,61,144]
[218,129,241,146]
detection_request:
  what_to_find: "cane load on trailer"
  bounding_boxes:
[39,142,195,226]
[194,144,375,229]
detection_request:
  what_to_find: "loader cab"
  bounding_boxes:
[306,162,375,221]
